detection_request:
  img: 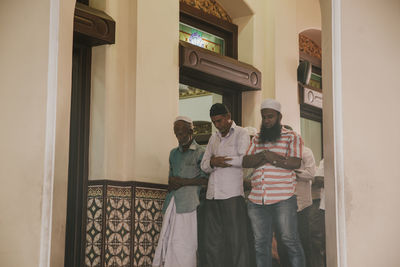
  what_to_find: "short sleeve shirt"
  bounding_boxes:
[162,140,207,213]
[246,127,303,205]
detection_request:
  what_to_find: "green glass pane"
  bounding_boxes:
[310,73,322,89]
[300,117,322,163]
[179,22,225,55]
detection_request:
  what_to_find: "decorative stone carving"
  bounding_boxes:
[299,34,321,60]
[180,0,232,22]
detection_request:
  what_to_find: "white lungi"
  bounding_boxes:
[152,196,197,267]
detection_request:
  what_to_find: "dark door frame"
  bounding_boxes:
[64,3,115,267]
[65,42,92,267]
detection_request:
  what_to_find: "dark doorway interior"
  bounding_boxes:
[64,4,115,267]
[64,42,92,267]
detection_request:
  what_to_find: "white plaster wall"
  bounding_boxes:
[134,0,179,183]
[273,0,300,132]
[296,0,321,33]
[0,0,73,266]
[50,0,75,265]
[340,0,400,266]
[89,0,178,184]
[235,0,265,129]
[321,0,400,266]
[0,2,49,265]
[180,95,214,121]
[90,0,138,180]
[236,0,301,132]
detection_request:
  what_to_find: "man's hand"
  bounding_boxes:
[210,156,232,168]
[243,179,252,191]
[263,150,285,164]
[312,176,324,188]
[168,177,186,191]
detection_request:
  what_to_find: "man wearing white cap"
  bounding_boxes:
[243,99,306,267]
[153,116,208,267]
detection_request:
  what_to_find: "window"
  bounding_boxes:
[178,1,261,144]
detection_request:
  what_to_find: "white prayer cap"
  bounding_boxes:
[244,126,258,137]
[260,98,281,113]
[174,116,193,124]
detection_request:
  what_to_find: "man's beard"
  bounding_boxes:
[259,121,282,143]
[180,136,193,147]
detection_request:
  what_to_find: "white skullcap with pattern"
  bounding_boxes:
[174,116,193,124]
[260,98,281,113]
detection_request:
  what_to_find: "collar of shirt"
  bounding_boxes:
[178,139,198,152]
[281,126,291,135]
[216,121,237,139]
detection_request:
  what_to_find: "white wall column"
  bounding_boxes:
[239,0,300,131]
[90,0,178,183]
[134,0,179,183]
[0,0,74,266]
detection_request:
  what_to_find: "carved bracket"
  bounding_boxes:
[180,41,261,91]
[74,3,115,46]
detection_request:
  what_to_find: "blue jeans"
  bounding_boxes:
[248,196,305,267]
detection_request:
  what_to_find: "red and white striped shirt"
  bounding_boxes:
[246,128,303,205]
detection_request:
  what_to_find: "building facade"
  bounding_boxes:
[1,0,400,266]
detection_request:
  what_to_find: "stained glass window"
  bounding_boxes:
[179,22,225,55]
[309,73,322,89]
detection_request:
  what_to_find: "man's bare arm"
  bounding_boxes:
[168,176,208,191]
[243,150,286,168]
[242,152,267,168]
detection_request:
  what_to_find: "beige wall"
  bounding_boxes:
[237,0,301,132]
[273,0,300,132]
[0,1,49,265]
[90,0,138,180]
[297,0,321,33]
[340,0,400,266]
[321,0,400,266]
[89,0,178,184]
[50,0,75,265]
[0,0,73,266]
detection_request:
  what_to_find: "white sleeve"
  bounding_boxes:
[200,135,215,173]
[226,130,250,168]
[296,147,317,181]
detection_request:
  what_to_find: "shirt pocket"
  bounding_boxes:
[218,138,236,157]
[180,157,200,178]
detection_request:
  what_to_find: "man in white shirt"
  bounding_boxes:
[199,103,255,267]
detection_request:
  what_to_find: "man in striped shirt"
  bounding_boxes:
[243,98,305,267]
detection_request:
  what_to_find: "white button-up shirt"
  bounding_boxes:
[295,146,316,211]
[201,122,250,200]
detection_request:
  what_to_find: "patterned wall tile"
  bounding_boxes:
[85,185,104,267]
[133,187,167,267]
[105,186,132,267]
